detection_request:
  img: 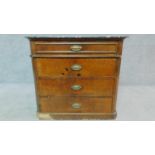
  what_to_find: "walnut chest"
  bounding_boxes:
[29,36,125,120]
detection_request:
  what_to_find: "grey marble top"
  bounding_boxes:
[26,34,127,41]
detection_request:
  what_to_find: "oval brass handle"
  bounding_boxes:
[71,64,82,71]
[72,103,81,109]
[71,85,82,91]
[70,45,82,52]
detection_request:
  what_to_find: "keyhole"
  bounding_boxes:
[77,73,81,77]
[65,68,69,71]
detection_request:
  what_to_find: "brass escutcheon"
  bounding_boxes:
[71,64,82,71]
[71,85,82,91]
[70,45,82,52]
[72,103,81,109]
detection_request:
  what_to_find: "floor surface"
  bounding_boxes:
[0,83,154,121]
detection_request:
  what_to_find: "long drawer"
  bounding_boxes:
[34,42,118,54]
[37,78,115,97]
[34,58,118,78]
[39,96,113,113]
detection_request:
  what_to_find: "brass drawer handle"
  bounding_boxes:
[71,64,82,71]
[70,45,82,52]
[71,85,82,91]
[72,103,81,109]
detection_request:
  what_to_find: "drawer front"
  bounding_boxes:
[35,58,117,78]
[34,42,117,54]
[38,78,115,97]
[39,96,113,113]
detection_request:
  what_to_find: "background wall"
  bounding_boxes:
[0,34,155,85]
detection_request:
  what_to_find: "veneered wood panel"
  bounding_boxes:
[34,58,117,78]
[39,96,113,113]
[37,78,115,97]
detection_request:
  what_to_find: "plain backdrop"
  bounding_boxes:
[0,34,155,85]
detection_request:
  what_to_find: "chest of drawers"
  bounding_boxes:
[29,36,125,120]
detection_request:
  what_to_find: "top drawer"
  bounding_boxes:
[33,42,119,54]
